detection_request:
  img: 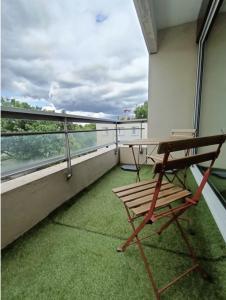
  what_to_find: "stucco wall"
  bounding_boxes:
[148,22,197,138]
[1,147,118,248]
[199,13,226,168]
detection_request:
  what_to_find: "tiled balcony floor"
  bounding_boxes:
[2,166,226,299]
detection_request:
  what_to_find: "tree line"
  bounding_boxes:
[1,98,96,162]
[1,97,95,132]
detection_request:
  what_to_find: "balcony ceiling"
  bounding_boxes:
[154,0,203,29]
[134,0,203,54]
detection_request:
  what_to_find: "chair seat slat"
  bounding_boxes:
[120,183,174,203]
[116,180,168,198]
[132,190,191,216]
[126,186,183,209]
[112,179,156,193]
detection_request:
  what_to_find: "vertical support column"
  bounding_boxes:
[115,122,119,155]
[64,118,72,179]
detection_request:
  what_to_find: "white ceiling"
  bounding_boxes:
[154,0,203,29]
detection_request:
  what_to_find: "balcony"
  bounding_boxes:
[2,165,226,299]
[1,108,226,299]
[2,0,226,298]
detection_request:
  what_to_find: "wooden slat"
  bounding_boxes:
[112,179,156,194]
[121,183,174,203]
[155,190,191,208]
[126,186,183,209]
[116,180,167,197]
[132,190,191,216]
[154,151,217,173]
[157,134,226,154]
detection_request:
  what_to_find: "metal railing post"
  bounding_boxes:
[64,118,72,179]
[115,122,119,154]
[139,121,143,154]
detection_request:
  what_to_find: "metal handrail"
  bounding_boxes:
[1,127,145,137]
[1,106,116,124]
[1,106,147,124]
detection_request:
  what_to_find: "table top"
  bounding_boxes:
[123,137,184,146]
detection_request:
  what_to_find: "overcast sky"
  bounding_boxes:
[2,0,148,118]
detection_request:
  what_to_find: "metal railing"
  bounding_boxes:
[1,107,147,180]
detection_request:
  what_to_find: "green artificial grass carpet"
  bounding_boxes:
[53,166,225,258]
[2,166,226,300]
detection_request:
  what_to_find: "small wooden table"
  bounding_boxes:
[123,137,183,147]
[122,138,164,181]
[123,137,186,183]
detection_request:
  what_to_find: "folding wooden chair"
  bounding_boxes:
[147,129,196,188]
[112,134,226,299]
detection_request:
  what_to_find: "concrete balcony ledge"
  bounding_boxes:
[1,146,119,248]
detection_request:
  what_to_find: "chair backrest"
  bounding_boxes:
[154,134,226,173]
[146,134,226,218]
[170,129,196,156]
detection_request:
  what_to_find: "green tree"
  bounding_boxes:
[1,97,96,132]
[134,101,148,119]
[1,97,97,163]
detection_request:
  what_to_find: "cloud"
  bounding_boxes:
[95,13,108,23]
[2,0,148,117]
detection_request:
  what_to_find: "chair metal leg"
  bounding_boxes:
[117,205,203,299]
[136,239,160,299]
[167,204,209,279]
[131,146,141,182]
[156,208,188,235]
[117,205,145,252]
[117,202,210,299]
[118,205,160,299]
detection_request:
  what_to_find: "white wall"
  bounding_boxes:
[148,22,197,138]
